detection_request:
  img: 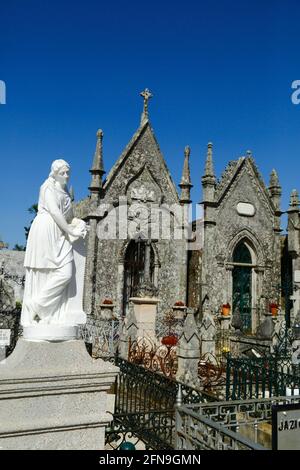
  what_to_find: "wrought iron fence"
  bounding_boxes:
[128,336,227,394]
[175,405,266,450]
[226,354,300,400]
[155,317,185,339]
[128,337,178,378]
[107,357,300,450]
[198,353,227,394]
[215,328,231,362]
[176,395,300,450]
[105,356,205,449]
[79,320,120,358]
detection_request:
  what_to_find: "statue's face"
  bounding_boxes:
[55,166,70,186]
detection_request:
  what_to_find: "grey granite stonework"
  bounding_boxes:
[71,96,285,352]
[74,113,189,324]
[201,148,282,336]
[287,190,300,325]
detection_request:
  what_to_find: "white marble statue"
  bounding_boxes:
[21,160,88,340]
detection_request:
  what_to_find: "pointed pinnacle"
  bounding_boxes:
[270,169,280,188]
[204,142,215,177]
[180,145,192,185]
[290,189,300,207]
[91,129,104,172]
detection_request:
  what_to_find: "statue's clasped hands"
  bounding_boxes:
[68,218,89,242]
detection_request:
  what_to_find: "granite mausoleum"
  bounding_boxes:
[3,90,300,355]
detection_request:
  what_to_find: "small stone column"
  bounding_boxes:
[218,313,231,330]
[128,296,159,341]
[176,309,201,389]
[99,303,116,320]
[172,304,187,320]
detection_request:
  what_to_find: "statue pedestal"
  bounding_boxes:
[22,324,79,341]
[0,338,119,449]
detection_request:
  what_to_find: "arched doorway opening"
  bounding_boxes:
[123,240,155,314]
[232,241,253,333]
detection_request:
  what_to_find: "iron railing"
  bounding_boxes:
[226,354,300,400]
[175,405,265,450]
[175,395,300,450]
[79,320,120,358]
[105,356,205,449]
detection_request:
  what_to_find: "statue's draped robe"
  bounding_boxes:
[21,178,85,326]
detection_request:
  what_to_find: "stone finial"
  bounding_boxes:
[246,150,252,158]
[179,145,193,203]
[140,88,153,125]
[290,189,300,207]
[204,142,215,177]
[91,129,104,173]
[202,142,216,202]
[175,384,182,407]
[89,129,105,200]
[269,169,280,188]
[268,169,281,211]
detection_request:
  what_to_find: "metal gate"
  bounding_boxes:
[232,242,252,333]
[123,241,155,315]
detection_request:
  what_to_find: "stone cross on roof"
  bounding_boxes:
[140,88,153,124]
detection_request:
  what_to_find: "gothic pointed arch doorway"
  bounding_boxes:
[232,241,253,333]
[123,240,155,315]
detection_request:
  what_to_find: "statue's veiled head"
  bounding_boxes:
[50,159,70,187]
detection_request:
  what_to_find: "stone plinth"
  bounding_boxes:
[172,305,187,320]
[218,314,231,330]
[99,304,116,320]
[129,297,159,340]
[0,338,119,450]
[23,324,79,341]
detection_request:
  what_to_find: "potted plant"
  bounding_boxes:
[269,302,279,316]
[161,335,178,346]
[221,346,230,356]
[221,303,231,316]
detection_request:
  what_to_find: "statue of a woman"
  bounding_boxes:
[21,160,87,339]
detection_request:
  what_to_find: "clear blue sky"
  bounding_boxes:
[1,0,300,247]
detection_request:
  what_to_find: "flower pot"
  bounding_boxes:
[271,307,278,316]
[161,335,178,346]
[222,307,230,316]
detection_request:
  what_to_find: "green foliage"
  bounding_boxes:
[24,203,38,240]
[13,244,25,251]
